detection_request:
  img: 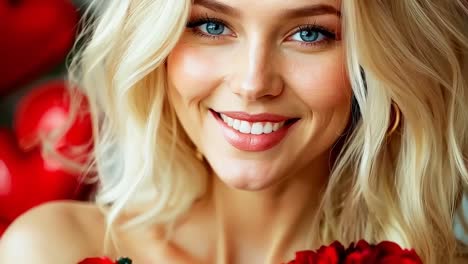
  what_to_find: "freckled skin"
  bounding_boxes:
[167,0,350,190]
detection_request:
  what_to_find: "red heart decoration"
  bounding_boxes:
[0,81,93,222]
[0,0,79,94]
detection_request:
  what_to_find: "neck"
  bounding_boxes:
[212,152,331,264]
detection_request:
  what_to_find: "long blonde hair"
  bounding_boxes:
[64,0,468,262]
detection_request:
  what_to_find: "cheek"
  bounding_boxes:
[285,51,351,111]
[167,43,223,103]
[166,43,228,148]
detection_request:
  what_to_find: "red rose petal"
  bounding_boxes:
[401,250,423,264]
[355,240,370,249]
[375,241,404,255]
[78,257,116,264]
[379,254,423,264]
[285,240,423,264]
[316,242,343,264]
[344,250,374,264]
[287,250,317,264]
[378,250,423,264]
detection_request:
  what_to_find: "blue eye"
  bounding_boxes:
[187,19,233,37]
[203,21,225,35]
[291,28,326,43]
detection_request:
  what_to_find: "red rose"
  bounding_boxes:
[285,240,423,264]
[78,257,132,264]
[344,240,423,264]
[316,241,345,263]
[286,242,345,264]
[78,257,116,264]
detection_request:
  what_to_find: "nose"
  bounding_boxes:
[229,39,284,101]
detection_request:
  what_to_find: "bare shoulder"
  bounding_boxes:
[0,200,106,264]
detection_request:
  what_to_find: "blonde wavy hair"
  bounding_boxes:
[63,0,468,263]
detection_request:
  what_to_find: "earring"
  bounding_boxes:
[387,103,401,136]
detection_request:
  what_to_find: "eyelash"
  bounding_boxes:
[186,16,230,39]
[186,15,338,47]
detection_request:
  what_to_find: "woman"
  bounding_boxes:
[1,0,467,263]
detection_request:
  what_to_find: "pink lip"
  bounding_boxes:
[217,111,292,122]
[210,110,298,152]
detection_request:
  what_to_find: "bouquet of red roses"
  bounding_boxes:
[79,240,423,264]
[285,240,423,264]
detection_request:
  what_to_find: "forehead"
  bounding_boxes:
[191,0,342,18]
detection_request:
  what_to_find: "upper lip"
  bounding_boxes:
[213,110,296,122]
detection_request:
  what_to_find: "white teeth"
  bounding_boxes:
[227,117,233,126]
[272,123,280,131]
[263,122,273,133]
[239,121,251,133]
[251,122,264,135]
[233,119,241,130]
[219,113,288,135]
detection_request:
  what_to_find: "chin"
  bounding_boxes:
[208,158,281,191]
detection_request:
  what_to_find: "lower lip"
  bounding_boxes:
[211,111,296,152]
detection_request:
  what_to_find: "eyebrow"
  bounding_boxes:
[193,0,341,18]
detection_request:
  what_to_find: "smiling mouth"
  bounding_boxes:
[210,109,300,135]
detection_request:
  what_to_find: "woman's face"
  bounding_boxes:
[167,0,351,190]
